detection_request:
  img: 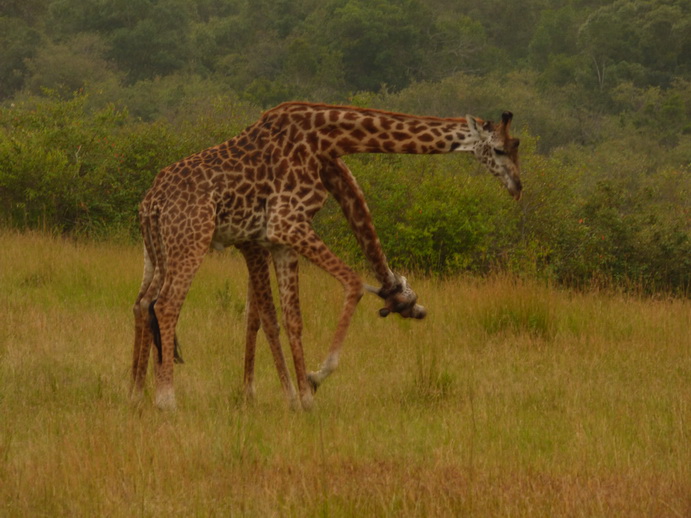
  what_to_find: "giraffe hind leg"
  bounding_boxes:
[270,222,363,395]
[271,246,312,410]
[131,235,158,401]
[150,203,216,410]
[149,300,163,363]
[173,336,184,364]
[239,243,298,408]
[242,284,260,401]
[148,300,184,364]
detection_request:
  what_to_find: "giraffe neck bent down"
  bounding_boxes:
[263,102,478,158]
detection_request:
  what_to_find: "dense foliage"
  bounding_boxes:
[0,0,689,293]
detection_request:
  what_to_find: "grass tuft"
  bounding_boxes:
[474,276,557,340]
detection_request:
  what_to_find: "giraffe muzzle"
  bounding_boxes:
[365,284,427,320]
[378,303,427,319]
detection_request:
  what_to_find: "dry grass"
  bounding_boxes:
[1,230,689,517]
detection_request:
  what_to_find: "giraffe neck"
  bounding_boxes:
[265,102,479,158]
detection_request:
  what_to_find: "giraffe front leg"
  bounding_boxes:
[321,160,426,320]
[306,263,363,392]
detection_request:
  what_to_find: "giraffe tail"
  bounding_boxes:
[149,300,185,364]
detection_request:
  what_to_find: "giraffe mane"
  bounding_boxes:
[263,101,478,126]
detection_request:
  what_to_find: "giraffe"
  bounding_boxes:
[131,102,522,410]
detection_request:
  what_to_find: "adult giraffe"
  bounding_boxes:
[131,102,522,410]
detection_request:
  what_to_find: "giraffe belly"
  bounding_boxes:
[211,210,269,249]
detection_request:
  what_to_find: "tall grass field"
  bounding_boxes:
[0,231,689,517]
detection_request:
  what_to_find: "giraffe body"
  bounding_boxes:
[131,102,521,410]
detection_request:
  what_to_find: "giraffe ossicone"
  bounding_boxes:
[130,102,522,410]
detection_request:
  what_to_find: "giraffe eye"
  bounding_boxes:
[494,148,507,156]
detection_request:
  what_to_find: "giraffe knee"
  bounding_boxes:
[345,275,364,301]
[135,296,153,320]
[133,299,144,319]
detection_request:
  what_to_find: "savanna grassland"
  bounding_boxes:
[0,230,689,517]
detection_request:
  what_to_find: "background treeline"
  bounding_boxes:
[0,0,689,293]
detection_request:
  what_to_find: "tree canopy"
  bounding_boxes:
[0,0,687,105]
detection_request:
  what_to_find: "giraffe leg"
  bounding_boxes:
[146,204,215,410]
[132,300,151,403]
[131,281,158,402]
[150,251,207,410]
[131,218,163,402]
[238,243,297,407]
[271,246,313,410]
[270,222,364,392]
[242,278,259,401]
[321,159,426,319]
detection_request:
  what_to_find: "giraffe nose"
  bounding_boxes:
[512,179,522,200]
[411,304,427,319]
[506,176,522,200]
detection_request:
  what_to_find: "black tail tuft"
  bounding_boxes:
[149,300,163,363]
[149,299,184,364]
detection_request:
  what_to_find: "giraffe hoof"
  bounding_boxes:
[300,393,315,411]
[378,307,390,317]
[155,386,177,411]
[243,385,257,403]
[288,397,301,412]
[129,387,145,406]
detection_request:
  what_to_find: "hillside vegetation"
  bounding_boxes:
[0,0,689,292]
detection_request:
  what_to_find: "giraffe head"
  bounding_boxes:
[365,275,427,320]
[466,112,522,200]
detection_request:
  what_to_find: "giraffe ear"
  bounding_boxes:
[467,115,491,139]
[466,115,481,137]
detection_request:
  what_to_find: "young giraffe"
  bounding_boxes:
[131,102,522,410]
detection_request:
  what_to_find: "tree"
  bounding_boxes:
[529,6,580,69]
[0,0,49,24]
[23,34,117,96]
[314,0,431,92]
[0,17,42,99]
[108,0,194,82]
[425,14,500,78]
[578,0,691,90]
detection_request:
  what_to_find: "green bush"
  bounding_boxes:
[1,92,688,294]
[0,93,185,235]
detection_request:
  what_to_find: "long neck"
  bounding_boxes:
[267,102,478,157]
